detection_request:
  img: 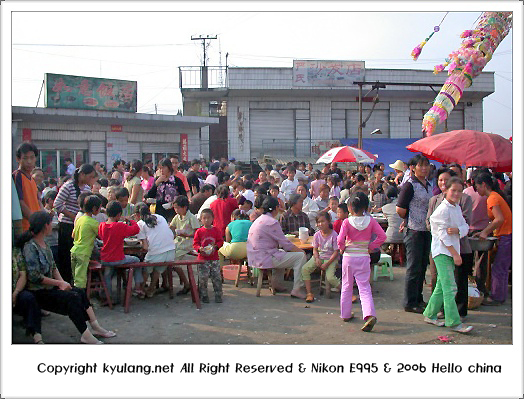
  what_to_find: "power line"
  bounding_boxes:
[13,42,193,48]
[13,48,174,67]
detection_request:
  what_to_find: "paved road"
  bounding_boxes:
[12,266,512,345]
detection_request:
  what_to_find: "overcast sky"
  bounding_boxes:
[10,8,514,138]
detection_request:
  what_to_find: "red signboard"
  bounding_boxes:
[22,128,32,142]
[180,134,188,162]
[111,125,123,132]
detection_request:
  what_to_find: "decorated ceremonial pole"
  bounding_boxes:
[411,12,513,136]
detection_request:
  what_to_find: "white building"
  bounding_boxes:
[12,106,218,177]
[180,63,494,163]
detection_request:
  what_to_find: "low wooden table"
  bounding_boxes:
[114,259,205,313]
[288,236,314,251]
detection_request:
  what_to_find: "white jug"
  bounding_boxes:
[298,227,309,244]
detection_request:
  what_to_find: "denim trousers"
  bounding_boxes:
[403,229,431,308]
[102,255,141,296]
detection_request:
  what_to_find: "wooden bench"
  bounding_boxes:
[114,259,205,313]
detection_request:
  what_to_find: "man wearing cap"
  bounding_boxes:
[389,160,406,186]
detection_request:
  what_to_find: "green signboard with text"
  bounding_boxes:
[45,73,137,112]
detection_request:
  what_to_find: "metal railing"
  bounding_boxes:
[260,139,341,160]
[179,66,228,89]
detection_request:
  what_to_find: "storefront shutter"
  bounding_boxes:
[249,109,294,159]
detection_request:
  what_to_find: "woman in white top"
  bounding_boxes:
[134,203,176,298]
[124,160,145,205]
[423,177,472,333]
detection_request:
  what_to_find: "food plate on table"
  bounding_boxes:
[124,237,141,246]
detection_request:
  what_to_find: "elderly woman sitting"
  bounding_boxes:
[247,196,307,299]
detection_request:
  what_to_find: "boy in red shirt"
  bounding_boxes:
[98,201,142,300]
[193,209,224,303]
[333,203,349,234]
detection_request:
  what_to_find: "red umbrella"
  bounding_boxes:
[406,130,512,172]
[316,146,377,164]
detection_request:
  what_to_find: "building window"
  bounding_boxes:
[38,149,88,179]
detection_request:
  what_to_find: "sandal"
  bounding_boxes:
[342,313,355,322]
[305,293,315,303]
[361,316,377,332]
[93,330,117,338]
[133,289,146,299]
[176,286,191,296]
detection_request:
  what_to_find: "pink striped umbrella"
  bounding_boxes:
[316,146,377,164]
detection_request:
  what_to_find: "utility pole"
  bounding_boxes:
[191,35,217,89]
[191,35,217,67]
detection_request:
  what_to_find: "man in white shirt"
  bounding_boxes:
[297,184,319,230]
[241,180,255,203]
[65,158,75,176]
[197,194,218,219]
[279,166,299,203]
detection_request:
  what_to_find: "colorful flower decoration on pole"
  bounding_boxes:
[420,12,512,136]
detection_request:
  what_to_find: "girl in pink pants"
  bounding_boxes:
[337,192,386,332]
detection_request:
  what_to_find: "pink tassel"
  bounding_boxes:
[460,30,474,38]
[433,64,446,74]
[411,42,425,61]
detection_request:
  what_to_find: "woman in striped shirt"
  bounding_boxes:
[54,164,97,284]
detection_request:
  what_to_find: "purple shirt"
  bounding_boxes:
[313,230,338,260]
[247,214,296,269]
[463,186,490,231]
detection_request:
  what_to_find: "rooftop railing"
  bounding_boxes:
[179,66,228,89]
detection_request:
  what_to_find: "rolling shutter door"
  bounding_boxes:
[410,108,464,136]
[347,109,390,138]
[127,142,141,162]
[89,141,105,164]
[410,109,424,138]
[142,143,179,154]
[331,109,346,139]
[295,109,311,157]
[249,109,294,159]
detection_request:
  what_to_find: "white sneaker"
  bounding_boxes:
[424,317,445,327]
[450,324,473,334]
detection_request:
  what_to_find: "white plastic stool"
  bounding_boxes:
[373,253,393,281]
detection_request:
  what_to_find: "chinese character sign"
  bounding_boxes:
[180,134,189,162]
[45,73,137,112]
[293,60,365,86]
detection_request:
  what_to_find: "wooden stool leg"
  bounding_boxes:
[98,269,113,309]
[86,269,93,300]
[256,270,263,297]
[325,271,332,299]
[167,266,174,299]
[186,264,201,309]
[235,261,242,288]
[124,268,134,313]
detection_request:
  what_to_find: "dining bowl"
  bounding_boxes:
[468,237,497,252]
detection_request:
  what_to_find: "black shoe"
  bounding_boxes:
[418,301,427,308]
[201,296,209,304]
[404,306,425,314]
[176,286,191,296]
[215,295,223,303]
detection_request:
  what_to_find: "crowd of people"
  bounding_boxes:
[12,141,513,342]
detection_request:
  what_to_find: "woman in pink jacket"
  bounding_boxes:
[337,192,386,332]
[247,196,307,298]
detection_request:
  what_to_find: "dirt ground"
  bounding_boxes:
[12,265,512,345]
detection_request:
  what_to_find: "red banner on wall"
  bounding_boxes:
[111,125,123,132]
[22,128,32,142]
[180,134,188,162]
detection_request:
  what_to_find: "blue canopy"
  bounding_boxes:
[338,138,441,173]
